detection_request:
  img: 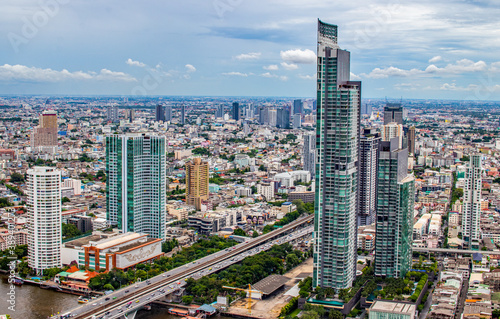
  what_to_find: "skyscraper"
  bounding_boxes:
[408,126,416,156]
[32,110,58,149]
[232,102,240,121]
[165,105,172,122]
[181,104,186,125]
[382,122,404,148]
[125,109,135,123]
[462,154,482,250]
[259,107,269,125]
[216,104,224,118]
[374,137,414,278]
[106,134,167,239]
[358,128,380,226]
[277,108,290,129]
[186,158,209,211]
[293,114,302,129]
[303,134,316,177]
[107,105,119,122]
[293,99,303,115]
[313,20,361,289]
[268,109,277,126]
[155,104,165,122]
[27,167,62,275]
[384,103,403,125]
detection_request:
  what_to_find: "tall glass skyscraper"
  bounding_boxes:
[462,154,482,249]
[374,138,414,278]
[106,134,167,239]
[313,20,361,289]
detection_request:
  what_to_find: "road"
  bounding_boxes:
[413,247,500,255]
[55,215,314,319]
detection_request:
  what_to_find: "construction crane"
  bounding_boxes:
[222,284,258,314]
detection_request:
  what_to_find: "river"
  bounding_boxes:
[0,275,227,319]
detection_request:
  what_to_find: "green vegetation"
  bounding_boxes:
[79,153,94,162]
[233,228,247,236]
[89,236,237,290]
[62,197,71,203]
[0,245,28,270]
[299,276,313,298]
[209,174,225,185]
[451,188,463,205]
[0,197,12,208]
[161,238,179,253]
[192,147,211,156]
[10,172,24,183]
[280,296,298,316]
[408,272,428,302]
[62,223,82,239]
[184,243,307,304]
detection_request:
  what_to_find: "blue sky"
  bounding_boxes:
[1,0,500,100]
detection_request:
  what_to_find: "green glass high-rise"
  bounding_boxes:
[374,138,414,278]
[106,134,167,239]
[313,20,361,289]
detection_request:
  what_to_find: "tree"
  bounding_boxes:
[233,228,247,236]
[62,223,82,239]
[182,295,193,304]
[258,164,266,171]
[103,284,115,291]
[10,172,24,183]
[329,310,343,319]
[252,230,259,238]
[62,197,71,203]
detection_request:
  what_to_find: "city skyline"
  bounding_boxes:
[1,1,500,100]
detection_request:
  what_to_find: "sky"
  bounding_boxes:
[1,0,500,100]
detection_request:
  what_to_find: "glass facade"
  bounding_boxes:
[313,20,361,289]
[106,134,167,239]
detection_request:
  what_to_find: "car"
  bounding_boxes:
[146,297,150,300]
[146,280,151,285]
[92,303,97,306]
[105,297,110,301]
[135,285,139,288]
[151,293,155,296]
[113,297,117,300]
[125,290,129,293]
[105,312,110,315]
[136,300,140,303]
[118,309,123,313]
[162,274,166,277]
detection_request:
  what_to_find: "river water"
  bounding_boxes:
[0,275,227,319]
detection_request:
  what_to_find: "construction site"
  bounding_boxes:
[224,258,313,319]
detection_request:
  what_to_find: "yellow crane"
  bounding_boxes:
[222,284,258,314]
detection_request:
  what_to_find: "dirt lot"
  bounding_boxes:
[228,258,313,318]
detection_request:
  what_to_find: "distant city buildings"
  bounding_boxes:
[27,167,62,275]
[462,154,482,249]
[216,104,224,118]
[107,105,119,123]
[181,104,186,125]
[232,102,240,121]
[186,158,209,211]
[32,110,58,151]
[384,103,404,125]
[125,109,135,123]
[313,20,361,289]
[303,134,316,178]
[165,105,172,122]
[293,99,303,115]
[106,134,167,239]
[155,104,165,122]
[277,108,290,129]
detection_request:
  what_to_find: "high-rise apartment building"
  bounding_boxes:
[294,99,303,115]
[107,105,119,123]
[232,102,240,121]
[374,138,414,278]
[181,104,186,125]
[259,107,269,125]
[384,103,403,125]
[32,110,58,149]
[359,127,380,226]
[216,105,224,118]
[382,122,404,148]
[106,134,167,239]
[313,20,361,289]
[155,104,165,122]
[268,109,277,126]
[293,114,302,129]
[125,109,135,123]
[277,108,290,129]
[408,126,416,156]
[462,154,482,250]
[303,134,316,178]
[186,158,209,211]
[27,167,62,275]
[165,105,172,122]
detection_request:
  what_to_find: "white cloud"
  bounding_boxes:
[428,56,443,63]
[362,59,492,79]
[298,74,315,80]
[185,64,196,73]
[350,72,361,80]
[222,72,248,77]
[280,76,288,81]
[261,72,274,78]
[234,52,261,60]
[263,64,279,71]
[126,58,146,67]
[0,64,136,82]
[280,49,316,64]
[440,83,479,91]
[280,62,298,70]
